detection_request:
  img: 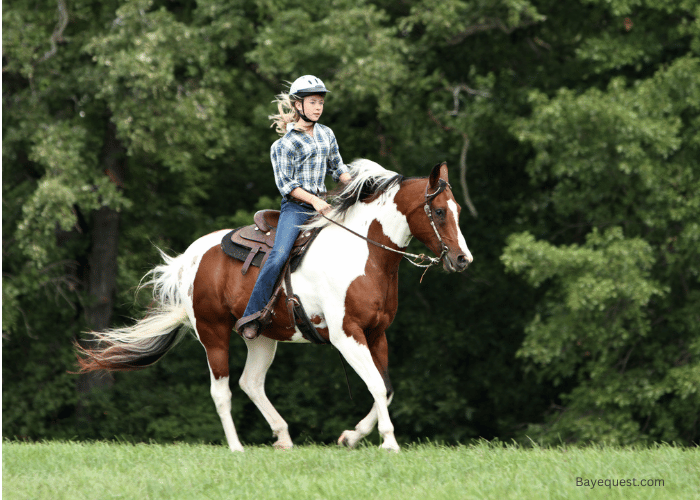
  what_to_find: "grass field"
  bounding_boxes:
[3,440,698,499]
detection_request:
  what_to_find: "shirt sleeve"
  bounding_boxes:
[325,128,349,182]
[271,138,302,197]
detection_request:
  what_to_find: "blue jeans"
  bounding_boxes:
[242,198,315,319]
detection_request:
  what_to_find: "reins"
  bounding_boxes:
[320,178,451,282]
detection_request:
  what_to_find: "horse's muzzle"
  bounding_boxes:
[443,252,472,273]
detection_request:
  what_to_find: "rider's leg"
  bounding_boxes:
[236,199,314,338]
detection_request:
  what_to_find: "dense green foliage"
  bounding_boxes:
[4,441,696,500]
[3,0,698,446]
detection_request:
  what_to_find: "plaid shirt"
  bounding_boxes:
[271,123,349,197]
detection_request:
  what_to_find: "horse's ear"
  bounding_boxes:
[429,162,448,189]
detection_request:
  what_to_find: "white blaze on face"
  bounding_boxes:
[447,199,473,263]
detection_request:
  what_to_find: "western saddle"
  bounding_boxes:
[220,210,327,344]
[221,209,318,275]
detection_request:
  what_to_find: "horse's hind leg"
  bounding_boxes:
[239,335,293,449]
[197,318,245,452]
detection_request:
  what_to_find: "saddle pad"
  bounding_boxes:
[221,228,267,270]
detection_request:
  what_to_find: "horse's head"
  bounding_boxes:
[400,162,473,273]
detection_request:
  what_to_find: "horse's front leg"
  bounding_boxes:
[338,395,394,449]
[332,328,399,452]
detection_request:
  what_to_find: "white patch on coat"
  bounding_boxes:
[286,218,369,342]
[208,373,244,452]
[375,185,412,247]
[447,199,473,263]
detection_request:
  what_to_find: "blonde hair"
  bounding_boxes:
[269,92,300,136]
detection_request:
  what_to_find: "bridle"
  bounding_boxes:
[320,177,452,281]
[422,178,451,266]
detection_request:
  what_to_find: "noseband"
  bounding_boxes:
[320,177,452,281]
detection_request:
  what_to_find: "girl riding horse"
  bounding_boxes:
[236,75,352,341]
[75,74,474,451]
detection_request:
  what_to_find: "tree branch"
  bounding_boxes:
[38,0,69,64]
[447,18,504,45]
[450,85,490,116]
[458,134,478,218]
[447,17,541,45]
[428,108,478,218]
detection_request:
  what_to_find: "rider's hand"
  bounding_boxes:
[313,198,332,215]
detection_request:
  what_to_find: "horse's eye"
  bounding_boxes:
[435,209,445,217]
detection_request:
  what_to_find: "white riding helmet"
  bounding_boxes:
[289,75,330,99]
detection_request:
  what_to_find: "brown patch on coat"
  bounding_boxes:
[341,218,402,345]
[192,246,236,378]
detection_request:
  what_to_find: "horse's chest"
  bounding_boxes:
[296,224,370,292]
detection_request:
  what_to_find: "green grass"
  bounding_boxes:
[3,441,699,499]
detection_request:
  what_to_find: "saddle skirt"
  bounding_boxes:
[220,209,318,275]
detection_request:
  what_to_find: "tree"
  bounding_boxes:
[502,0,700,444]
[3,0,271,437]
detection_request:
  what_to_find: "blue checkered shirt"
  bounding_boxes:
[271,123,349,197]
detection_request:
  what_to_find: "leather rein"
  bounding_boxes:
[321,178,451,280]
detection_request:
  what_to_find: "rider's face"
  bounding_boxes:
[296,95,325,121]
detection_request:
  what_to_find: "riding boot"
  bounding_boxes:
[235,313,262,340]
[240,321,260,340]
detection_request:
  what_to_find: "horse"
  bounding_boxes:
[75,159,473,452]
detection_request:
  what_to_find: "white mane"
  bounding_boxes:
[302,159,404,230]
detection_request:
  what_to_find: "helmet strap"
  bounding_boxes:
[295,98,317,123]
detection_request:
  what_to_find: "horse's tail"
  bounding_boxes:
[75,249,191,373]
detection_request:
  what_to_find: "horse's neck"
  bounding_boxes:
[345,185,412,249]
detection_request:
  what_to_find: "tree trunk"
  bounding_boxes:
[77,120,126,394]
[85,207,120,331]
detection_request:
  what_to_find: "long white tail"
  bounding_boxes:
[75,249,191,372]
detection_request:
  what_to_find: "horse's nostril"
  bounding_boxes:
[456,254,472,269]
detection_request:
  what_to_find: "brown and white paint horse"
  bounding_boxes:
[76,159,473,452]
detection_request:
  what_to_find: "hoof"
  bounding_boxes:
[338,430,362,449]
[380,437,400,453]
[273,440,293,450]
